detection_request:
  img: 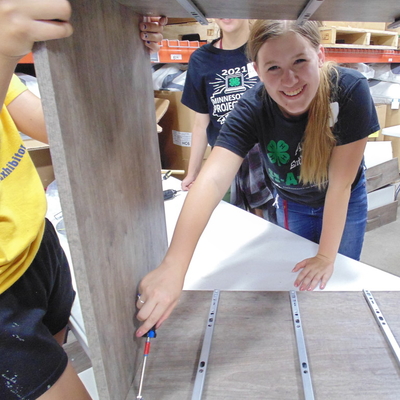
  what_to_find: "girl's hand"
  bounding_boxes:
[0,0,73,60]
[135,260,184,336]
[181,174,196,191]
[292,253,334,291]
[139,16,167,54]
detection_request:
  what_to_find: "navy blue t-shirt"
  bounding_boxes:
[215,67,380,207]
[181,40,259,146]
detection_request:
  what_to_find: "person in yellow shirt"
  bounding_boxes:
[0,2,165,399]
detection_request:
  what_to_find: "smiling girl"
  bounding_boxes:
[136,20,379,337]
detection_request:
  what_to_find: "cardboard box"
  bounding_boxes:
[382,125,400,160]
[163,21,219,41]
[154,90,211,176]
[385,107,400,127]
[369,104,387,141]
[154,97,170,133]
[381,107,400,159]
[24,139,55,188]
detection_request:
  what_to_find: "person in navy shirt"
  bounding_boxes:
[136,20,379,337]
[181,19,274,220]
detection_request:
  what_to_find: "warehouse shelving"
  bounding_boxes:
[19,41,400,66]
[324,48,400,63]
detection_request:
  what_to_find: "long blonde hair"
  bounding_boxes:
[247,20,338,188]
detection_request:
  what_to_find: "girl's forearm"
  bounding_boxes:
[318,185,352,261]
[186,126,209,178]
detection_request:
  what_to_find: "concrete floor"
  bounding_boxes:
[360,203,400,277]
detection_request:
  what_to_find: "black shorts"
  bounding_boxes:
[0,219,76,400]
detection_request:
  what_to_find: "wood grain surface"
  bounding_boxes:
[129,291,400,399]
[203,291,300,399]
[119,0,400,24]
[33,1,168,399]
[297,291,400,400]
[129,291,213,399]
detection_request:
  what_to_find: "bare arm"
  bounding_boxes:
[4,11,163,145]
[293,137,368,290]
[137,147,244,335]
[0,0,73,109]
[181,112,210,190]
[8,89,48,143]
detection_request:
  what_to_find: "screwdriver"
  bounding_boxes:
[137,326,157,400]
[162,170,172,180]
[163,189,180,200]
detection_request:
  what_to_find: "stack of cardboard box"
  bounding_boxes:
[155,90,211,177]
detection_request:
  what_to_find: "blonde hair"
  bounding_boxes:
[247,20,338,188]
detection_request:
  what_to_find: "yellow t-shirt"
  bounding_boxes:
[0,75,46,293]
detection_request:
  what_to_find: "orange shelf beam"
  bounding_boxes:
[19,53,34,64]
[325,47,400,63]
[18,46,400,66]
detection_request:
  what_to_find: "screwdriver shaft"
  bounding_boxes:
[137,337,151,399]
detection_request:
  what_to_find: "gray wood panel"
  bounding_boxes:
[129,291,301,399]
[366,158,399,193]
[33,0,168,399]
[119,0,400,23]
[372,291,400,346]
[204,291,300,399]
[367,200,398,231]
[129,291,400,399]
[129,291,213,399]
[298,291,400,400]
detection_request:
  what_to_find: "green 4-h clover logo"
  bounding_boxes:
[267,140,290,166]
[228,76,241,87]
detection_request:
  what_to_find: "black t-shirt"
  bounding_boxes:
[181,41,259,146]
[215,67,380,207]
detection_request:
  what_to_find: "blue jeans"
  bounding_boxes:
[275,171,367,260]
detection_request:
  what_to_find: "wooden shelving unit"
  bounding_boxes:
[320,26,399,48]
[19,26,400,66]
[320,25,400,63]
